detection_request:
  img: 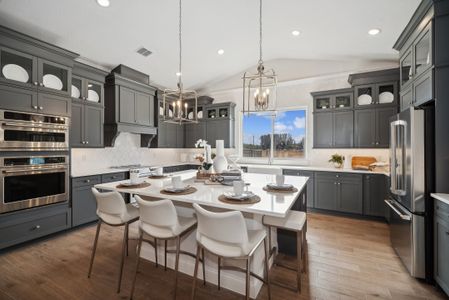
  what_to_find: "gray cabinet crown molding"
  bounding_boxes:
[348,68,400,86]
[73,61,108,83]
[105,73,156,96]
[0,25,78,67]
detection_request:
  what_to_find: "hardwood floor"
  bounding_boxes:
[0,213,446,300]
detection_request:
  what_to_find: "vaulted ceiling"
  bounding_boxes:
[0,0,420,91]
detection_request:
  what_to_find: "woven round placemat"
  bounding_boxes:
[160,186,197,195]
[218,194,261,204]
[116,182,151,189]
[263,186,298,193]
[148,175,168,179]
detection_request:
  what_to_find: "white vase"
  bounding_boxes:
[213,140,228,173]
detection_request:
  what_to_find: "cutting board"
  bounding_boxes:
[351,156,377,170]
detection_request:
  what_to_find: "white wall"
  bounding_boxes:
[208,71,390,167]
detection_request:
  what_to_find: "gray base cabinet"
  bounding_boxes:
[363,174,388,217]
[283,169,314,208]
[435,200,449,296]
[0,203,71,250]
[71,172,127,227]
[314,172,363,214]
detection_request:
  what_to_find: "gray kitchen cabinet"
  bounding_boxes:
[315,172,363,214]
[70,63,106,148]
[400,86,413,112]
[312,88,353,112]
[283,169,314,208]
[206,119,232,148]
[333,111,354,147]
[72,172,127,227]
[313,112,333,148]
[363,174,388,217]
[354,109,376,147]
[413,69,433,106]
[119,86,136,124]
[37,92,71,116]
[314,110,353,148]
[0,84,37,113]
[156,120,182,148]
[0,203,71,250]
[176,123,185,148]
[84,105,103,147]
[185,122,207,148]
[338,175,363,214]
[354,107,396,148]
[354,81,398,109]
[435,201,449,296]
[314,173,338,211]
[135,91,153,126]
[70,102,84,147]
[70,102,103,148]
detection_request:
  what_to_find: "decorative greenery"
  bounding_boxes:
[328,154,345,165]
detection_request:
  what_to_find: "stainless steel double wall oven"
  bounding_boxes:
[0,109,70,214]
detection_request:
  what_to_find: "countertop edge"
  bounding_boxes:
[431,193,449,206]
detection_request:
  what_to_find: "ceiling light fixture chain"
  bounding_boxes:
[242,0,277,115]
[162,0,198,125]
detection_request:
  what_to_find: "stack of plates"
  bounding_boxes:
[87,90,100,102]
[2,64,29,82]
[71,85,81,98]
[164,185,190,193]
[266,183,294,191]
[357,94,372,105]
[120,180,144,187]
[224,191,254,200]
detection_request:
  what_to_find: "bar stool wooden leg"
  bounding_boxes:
[117,223,128,293]
[125,224,129,257]
[217,257,221,290]
[174,236,181,300]
[88,221,101,278]
[191,245,201,300]
[302,230,307,273]
[296,230,302,292]
[130,230,144,300]
[154,238,159,268]
[202,248,206,286]
[245,258,251,300]
[165,240,168,271]
[263,237,271,300]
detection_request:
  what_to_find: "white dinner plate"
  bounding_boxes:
[2,64,29,83]
[121,181,144,187]
[168,109,173,117]
[188,112,193,119]
[159,107,164,116]
[378,91,394,104]
[198,111,203,119]
[87,90,100,102]
[267,183,294,190]
[224,191,254,200]
[357,94,372,105]
[43,74,63,90]
[71,85,80,98]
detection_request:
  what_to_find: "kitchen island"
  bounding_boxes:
[95,171,308,298]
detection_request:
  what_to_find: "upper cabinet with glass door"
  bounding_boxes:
[355,82,398,108]
[414,23,432,77]
[312,88,353,113]
[0,47,37,89]
[38,58,71,96]
[72,62,107,106]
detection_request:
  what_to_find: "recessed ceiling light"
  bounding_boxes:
[368,28,381,36]
[96,0,110,7]
[217,49,225,55]
[176,72,182,77]
[291,30,301,36]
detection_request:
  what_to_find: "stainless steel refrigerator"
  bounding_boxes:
[385,107,428,279]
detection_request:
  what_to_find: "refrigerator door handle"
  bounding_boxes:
[390,120,407,196]
[385,199,411,221]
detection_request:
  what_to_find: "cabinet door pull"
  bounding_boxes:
[85,179,91,183]
[39,83,44,87]
[33,105,38,110]
[39,106,43,110]
[33,81,39,86]
[32,225,41,230]
[85,141,89,144]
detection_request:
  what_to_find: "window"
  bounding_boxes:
[242,108,306,162]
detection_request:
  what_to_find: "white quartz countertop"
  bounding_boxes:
[94,171,309,218]
[431,193,449,206]
[239,163,389,176]
[71,163,199,177]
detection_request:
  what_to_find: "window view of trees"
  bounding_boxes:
[242,109,306,160]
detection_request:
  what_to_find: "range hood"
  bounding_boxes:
[103,65,158,147]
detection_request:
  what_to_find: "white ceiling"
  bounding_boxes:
[0,0,420,91]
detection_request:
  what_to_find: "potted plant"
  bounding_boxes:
[194,139,215,177]
[329,154,345,169]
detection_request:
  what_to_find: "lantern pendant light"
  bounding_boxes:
[162,0,198,124]
[242,0,277,114]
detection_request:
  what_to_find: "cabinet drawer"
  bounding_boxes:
[0,204,71,249]
[101,172,127,183]
[435,200,449,221]
[72,175,101,188]
[283,169,301,176]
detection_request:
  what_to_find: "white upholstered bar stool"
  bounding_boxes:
[130,196,199,300]
[88,188,140,293]
[191,204,271,300]
[262,210,307,292]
